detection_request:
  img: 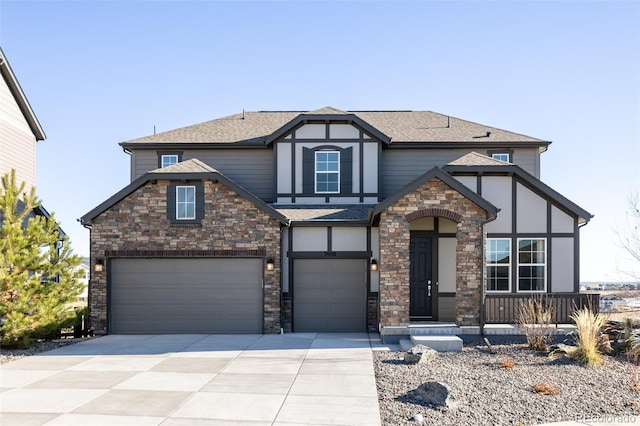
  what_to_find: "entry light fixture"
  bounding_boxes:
[95,258,104,272]
[266,258,275,271]
[370,259,378,272]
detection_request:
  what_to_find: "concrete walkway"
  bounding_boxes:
[0,333,381,425]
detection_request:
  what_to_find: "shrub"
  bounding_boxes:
[517,294,555,351]
[570,306,606,366]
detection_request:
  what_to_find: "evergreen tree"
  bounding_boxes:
[0,170,82,348]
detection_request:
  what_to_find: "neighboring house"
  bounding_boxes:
[81,107,592,336]
[76,257,90,302]
[0,47,45,190]
[0,47,61,227]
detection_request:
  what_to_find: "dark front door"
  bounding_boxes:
[410,234,434,319]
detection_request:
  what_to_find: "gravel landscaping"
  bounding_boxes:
[374,343,640,426]
[0,338,93,365]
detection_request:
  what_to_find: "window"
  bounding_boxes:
[315,151,340,193]
[176,186,196,220]
[486,239,511,292]
[517,238,546,292]
[491,153,510,162]
[157,151,183,168]
[161,154,179,168]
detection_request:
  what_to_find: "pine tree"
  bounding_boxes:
[0,170,83,348]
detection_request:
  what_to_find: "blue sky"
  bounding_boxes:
[1,1,638,281]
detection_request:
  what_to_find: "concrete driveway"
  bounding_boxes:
[0,333,382,425]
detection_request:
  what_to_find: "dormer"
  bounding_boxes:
[270,108,389,205]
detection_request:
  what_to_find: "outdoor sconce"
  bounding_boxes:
[266,258,275,271]
[95,258,104,272]
[370,259,378,272]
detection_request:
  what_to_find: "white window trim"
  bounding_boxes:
[176,185,196,220]
[516,237,547,293]
[162,154,179,168]
[486,238,511,293]
[491,153,510,162]
[315,150,340,194]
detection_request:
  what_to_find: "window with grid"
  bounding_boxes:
[161,154,179,168]
[315,151,340,193]
[486,238,511,292]
[176,186,196,220]
[517,238,546,292]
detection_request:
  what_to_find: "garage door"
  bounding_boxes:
[293,259,366,332]
[110,258,262,334]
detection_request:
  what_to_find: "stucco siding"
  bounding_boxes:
[482,176,513,233]
[551,205,575,233]
[552,237,575,292]
[516,182,547,233]
[332,227,367,251]
[292,227,327,251]
[438,237,456,293]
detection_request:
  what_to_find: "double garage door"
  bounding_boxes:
[293,259,367,332]
[110,258,263,334]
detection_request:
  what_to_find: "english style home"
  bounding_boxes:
[81,107,592,336]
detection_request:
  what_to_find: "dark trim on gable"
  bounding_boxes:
[444,164,592,224]
[265,113,391,145]
[0,47,46,141]
[372,166,498,218]
[81,170,289,225]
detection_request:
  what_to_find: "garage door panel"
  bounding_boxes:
[111,258,262,334]
[293,259,366,332]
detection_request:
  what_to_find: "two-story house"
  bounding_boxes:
[81,107,592,338]
[0,47,63,231]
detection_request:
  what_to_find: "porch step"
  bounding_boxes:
[408,324,461,336]
[410,335,463,352]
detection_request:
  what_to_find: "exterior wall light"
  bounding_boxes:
[95,258,104,272]
[370,259,378,272]
[266,258,275,271]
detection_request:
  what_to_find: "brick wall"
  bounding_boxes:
[378,178,489,327]
[87,179,282,334]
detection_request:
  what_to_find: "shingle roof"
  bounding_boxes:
[448,151,511,166]
[121,107,548,146]
[149,158,216,174]
[275,205,373,221]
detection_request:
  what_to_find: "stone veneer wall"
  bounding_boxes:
[87,179,282,335]
[378,178,489,327]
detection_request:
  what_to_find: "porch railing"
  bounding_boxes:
[484,293,600,324]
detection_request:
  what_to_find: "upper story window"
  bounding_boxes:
[302,146,352,195]
[488,150,512,163]
[315,151,340,193]
[157,151,183,168]
[162,155,179,168]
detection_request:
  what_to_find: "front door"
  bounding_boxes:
[410,234,434,319]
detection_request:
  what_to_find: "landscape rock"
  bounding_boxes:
[404,344,438,364]
[548,343,576,358]
[411,413,424,423]
[408,381,459,410]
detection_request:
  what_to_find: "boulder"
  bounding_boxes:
[409,381,459,410]
[404,344,438,364]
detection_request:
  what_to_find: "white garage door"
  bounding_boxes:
[293,259,366,332]
[110,258,263,334]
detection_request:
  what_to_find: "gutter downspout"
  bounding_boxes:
[480,212,498,353]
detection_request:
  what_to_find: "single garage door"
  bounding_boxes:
[293,259,366,332]
[110,258,262,334]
